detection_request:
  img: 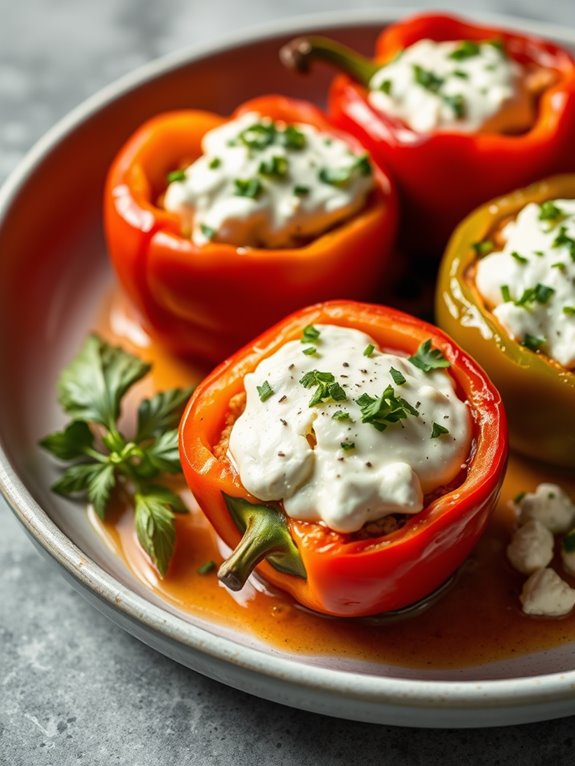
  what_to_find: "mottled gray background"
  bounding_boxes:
[2,1,575,764]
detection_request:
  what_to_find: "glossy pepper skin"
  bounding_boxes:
[285,13,575,256]
[104,96,398,363]
[436,174,575,469]
[179,300,508,618]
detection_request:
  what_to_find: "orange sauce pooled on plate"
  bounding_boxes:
[93,290,575,670]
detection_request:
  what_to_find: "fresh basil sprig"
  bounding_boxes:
[39,334,194,576]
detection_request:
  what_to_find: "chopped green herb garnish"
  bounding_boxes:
[363,343,375,358]
[563,531,575,553]
[327,382,347,402]
[166,169,186,184]
[500,285,511,302]
[332,410,351,422]
[552,225,575,260]
[449,40,481,60]
[563,306,575,316]
[39,335,193,576]
[197,560,216,575]
[319,154,371,186]
[522,334,546,352]
[515,283,555,308]
[356,386,419,432]
[534,250,545,257]
[302,346,317,356]
[443,94,466,118]
[472,240,494,257]
[453,70,470,79]
[413,64,444,93]
[354,154,372,176]
[302,325,320,343]
[239,121,276,150]
[552,261,567,271]
[534,283,555,304]
[319,167,351,187]
[389,367,406,386]
[299,369,332,388]
[487,38,505,53]
[515,287,536,307]
[514,491,526,504]
[380,79,393,94]
[258,155,288,179]
[200,223,216,241]
[539,200,563,221]
[208,157,221,170]
[294,185,310,196]
[510,251,528,264]
[234,178,263,199]
[408,339,451,373]
[431,422,450,438]
[257,381,274,402]
[299,370,347,407]
[340,441,355,451]
[280,124,307,150]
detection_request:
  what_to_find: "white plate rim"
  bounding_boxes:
[2,8,575,726]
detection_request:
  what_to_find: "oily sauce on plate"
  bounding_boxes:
[92,290,575,670]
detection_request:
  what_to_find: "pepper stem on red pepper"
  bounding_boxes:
[280,36,380,88]
[219,494,306,590]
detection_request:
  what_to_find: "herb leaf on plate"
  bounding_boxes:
[41,334,195,575]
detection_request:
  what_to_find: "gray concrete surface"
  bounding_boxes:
[2,1,575,763]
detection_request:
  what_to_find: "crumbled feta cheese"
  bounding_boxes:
[164,112,373,248]
[515,483,575,533]
[368,38,521,133]
[520,567,575,617]
[228,324,471,534]
[506,519,554,575]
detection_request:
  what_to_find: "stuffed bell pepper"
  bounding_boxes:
[104,96,397,362]
[436,175,575,469]
[282,13,575,255]
[179,300,508,618]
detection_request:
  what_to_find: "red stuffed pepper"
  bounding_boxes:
[104,96,397,362]
[282,13,575,255]
[179,300,508,618]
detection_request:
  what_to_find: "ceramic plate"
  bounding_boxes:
[2,11,575,728]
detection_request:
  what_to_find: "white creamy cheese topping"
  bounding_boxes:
[520,568,575,617]
[163,112,374,248]
[368,38,520,133]
[476,200,575,368]
[227,324,471,534]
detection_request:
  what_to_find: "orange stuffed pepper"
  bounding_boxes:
[179,301,508,618]
[105,96,397,362]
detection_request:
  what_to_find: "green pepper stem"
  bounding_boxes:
[280,35,379,88]
[219,494,306,591]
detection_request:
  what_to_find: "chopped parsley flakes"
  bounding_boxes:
[356,386,419,432]
[431,422,450,438]
[408,339,451,373]
[257,381,274,402]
